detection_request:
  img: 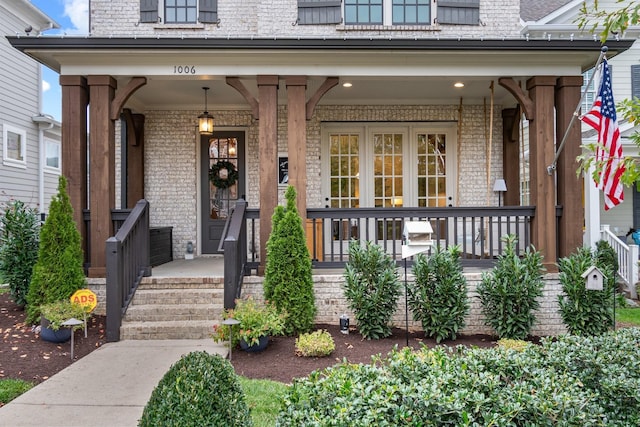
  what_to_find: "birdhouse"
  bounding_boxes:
[401,221,434,259]
[403,221,433,245]
[581,266,604,291]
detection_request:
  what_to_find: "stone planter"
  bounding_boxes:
[239,335,269,353]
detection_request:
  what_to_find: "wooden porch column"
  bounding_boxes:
[286,76,307,218]
[87,76,117,277]
[60,76,89,257]
[526,76,558,269]
[501,108,520,206]
[257,75,279,272]
[555,76,585,258]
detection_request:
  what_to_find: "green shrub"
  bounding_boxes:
[295,329,335,357]
[26,176,86,324]
[477,234,544,339]
[408,246,469,343]
[558,246,616,335]
[139,351,252,427]
[595,239,619,274]
[343,240,401,339]
[277,328,640,426]
[263,186,315,335]
[0,200,39,307]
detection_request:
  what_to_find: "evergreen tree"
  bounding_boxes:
[263,186,315,334]
[26,175,86,324]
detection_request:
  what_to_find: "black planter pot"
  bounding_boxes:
[239,335,269,353]
[40,317,71,343]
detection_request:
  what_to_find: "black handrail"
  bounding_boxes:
[105,200,151,342]
[220,198,249,309]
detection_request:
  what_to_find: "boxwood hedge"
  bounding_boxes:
[276,328,640,426]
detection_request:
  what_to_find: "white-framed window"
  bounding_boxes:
[44,138,61,173]
[165,0,197,23]
[344,0,433,25]
[3,124,27,168]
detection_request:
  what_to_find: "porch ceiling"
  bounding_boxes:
[9,36,634,112]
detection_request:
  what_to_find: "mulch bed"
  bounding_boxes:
[0,291,106,386]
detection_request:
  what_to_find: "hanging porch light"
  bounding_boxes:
[198,87,214,135]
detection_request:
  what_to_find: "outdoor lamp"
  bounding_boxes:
[493,178,507,206]
[198,87,214,135]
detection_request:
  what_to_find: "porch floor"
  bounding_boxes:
[149,256,489,278]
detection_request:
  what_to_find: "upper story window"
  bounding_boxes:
[2,124,27,168]
[632,64,640,100]
[139,0,218,24]
[165,0,197,23]
[582,69,597,113]
[298,0,479,26]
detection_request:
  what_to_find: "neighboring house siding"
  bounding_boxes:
[0,4,44,210]
[143,104,502,258]
[90,0,521,38]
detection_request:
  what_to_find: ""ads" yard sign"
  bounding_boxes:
[70,289,97,313]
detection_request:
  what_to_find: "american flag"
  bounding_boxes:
[580,59,623,210]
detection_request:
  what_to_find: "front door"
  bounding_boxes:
[201,131,245,254]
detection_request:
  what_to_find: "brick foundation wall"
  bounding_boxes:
[242,273,567,336]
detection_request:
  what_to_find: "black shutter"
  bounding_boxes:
[298,0,342,25]
[632,65,640,100]
[140,0,159,23]
[199,0,218,23]
[437,0,480,25]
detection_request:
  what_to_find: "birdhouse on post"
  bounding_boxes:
[582,266,604,291]
[401,221,434,259]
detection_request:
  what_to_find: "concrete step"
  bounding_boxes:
[120,320,216,340]
[138,277,224,290]
[131,288,223,305]
[124,303,223,322]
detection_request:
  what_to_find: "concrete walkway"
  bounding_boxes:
[0,340,228,427]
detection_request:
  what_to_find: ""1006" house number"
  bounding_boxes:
[173,65,196,74]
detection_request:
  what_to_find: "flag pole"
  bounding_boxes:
[547,46,608,175]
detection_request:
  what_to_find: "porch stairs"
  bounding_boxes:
[119,277,224,340]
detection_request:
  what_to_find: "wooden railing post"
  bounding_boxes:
[628,245,638,299]
[106,236,122,342]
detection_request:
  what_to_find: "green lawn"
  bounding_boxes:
[239,377,288,427]
[0,379,33,406]
[617,307,640,326]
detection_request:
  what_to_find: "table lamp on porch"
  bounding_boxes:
[493,179,507,206]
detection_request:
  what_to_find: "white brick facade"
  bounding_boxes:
[90,0,521,39]
[142,103,502,257]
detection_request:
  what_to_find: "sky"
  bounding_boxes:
[30,0,89,122]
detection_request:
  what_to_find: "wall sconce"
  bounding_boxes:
[493,178,507,206]
[198,87,214,135]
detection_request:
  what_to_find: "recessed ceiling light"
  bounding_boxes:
[454,82,464,88]
[342,82,353,88]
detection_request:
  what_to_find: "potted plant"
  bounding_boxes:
[213,296,286,352]
[39,300,87,343]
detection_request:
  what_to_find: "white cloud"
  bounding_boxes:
[63,0,89,34]
[42,80,51,92]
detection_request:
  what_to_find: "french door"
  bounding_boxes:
[323,123,456,253]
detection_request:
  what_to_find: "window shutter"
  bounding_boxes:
[632,65,640,100]
[437,0,480,25]
[199,0,218,23]
[140,0,159,23]
[298,0,342,25]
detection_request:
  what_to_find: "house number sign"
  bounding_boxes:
[173,65,196,74]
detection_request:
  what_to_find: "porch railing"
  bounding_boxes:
[600,225,639,299]
[219,198,249,309]
[243,206,535,272]
[105,200,151,342]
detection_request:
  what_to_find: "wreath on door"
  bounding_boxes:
[209,160,239,189]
